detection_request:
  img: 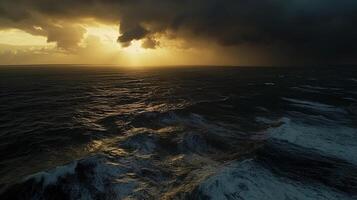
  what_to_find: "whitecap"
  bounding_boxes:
[282,97,346,113]
[349,78,357,83]
[264,82,275,86]
[195,160,355,200]
[268,117,357,164]
[27,161,78,186]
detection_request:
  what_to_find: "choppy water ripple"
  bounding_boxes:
[0,66,356,199]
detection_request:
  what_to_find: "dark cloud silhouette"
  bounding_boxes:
[0,0,357,63]
[117,25,149,47]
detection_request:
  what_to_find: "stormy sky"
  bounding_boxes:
[0,0,357,66]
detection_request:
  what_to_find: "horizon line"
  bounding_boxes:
[0,63,356,68]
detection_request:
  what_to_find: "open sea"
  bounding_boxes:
[0,66,356,199]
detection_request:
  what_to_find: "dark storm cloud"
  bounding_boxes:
[0,0,357,62]
[117,25,149,47]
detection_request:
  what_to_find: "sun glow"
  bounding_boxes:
[84,24,149,55]
[81,24,154,66]
[84,24,167,66]
[0,23,233,66]
[122,40,146,55]
[84,25,118,46]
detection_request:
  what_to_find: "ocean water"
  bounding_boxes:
[0,66,356,199]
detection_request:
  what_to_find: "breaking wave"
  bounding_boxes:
[1,66,357,199]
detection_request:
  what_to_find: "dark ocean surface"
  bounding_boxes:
[0,66,356,199]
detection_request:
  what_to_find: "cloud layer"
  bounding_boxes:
[1,0,357,64]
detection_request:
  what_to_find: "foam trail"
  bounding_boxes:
[282,97,346,113]
[268,117,357,164]
[195,160,354,200]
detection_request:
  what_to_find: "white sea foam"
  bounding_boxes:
[268,117,357,164]
[28,161,78,186]
[301,85,336,90]
[343,97,357,102]
[349,78,357,83]
[25,155,141,199]
[197,160,354,200]
[282,97,346,113]
[264,82,275,86]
